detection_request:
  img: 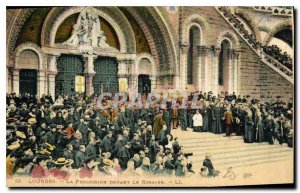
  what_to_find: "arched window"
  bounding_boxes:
[219,39,231,86]
[187,26,200,85]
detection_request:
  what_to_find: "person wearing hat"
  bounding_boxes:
[117,142,131,170]
[74,145,86,169]
[49,157,71,180]
[35,122,48,144]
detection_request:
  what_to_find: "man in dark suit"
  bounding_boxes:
[74,145,86,168]
[202,153,219,177]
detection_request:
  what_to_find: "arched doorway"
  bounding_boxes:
[17,49,39,96]
[55,54,84,97]
[218,39,231,93]
[138,74,151,94]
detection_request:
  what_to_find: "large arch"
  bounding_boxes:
[14,42,47,70]
[41,7,136,54]
[182,14,209,45]
[13,42,48,97]
[234,11,261,41]
[263,21,293,45]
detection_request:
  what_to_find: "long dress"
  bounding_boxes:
[244,116,254,143]
[211,107,222,134]
[256,116,264,142]
[201,107,210,132]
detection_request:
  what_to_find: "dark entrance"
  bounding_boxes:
[55,54,84,98]
[93,57,119,95]
[138,74,151,94]
[19,69,37,96]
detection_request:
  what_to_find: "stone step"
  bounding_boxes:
[192,151,292,169]
[181,139,244,148]
[183,142,270,151]
[187,144,292,157]
[192,156,289,170]
[179,136,243,145]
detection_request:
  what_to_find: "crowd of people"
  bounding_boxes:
[219,7,293,71]
[262,45,293,70]
[6,91,293,180]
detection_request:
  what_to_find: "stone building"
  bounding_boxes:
[6,6,294,101]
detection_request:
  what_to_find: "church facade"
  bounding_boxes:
[6,6,294,101]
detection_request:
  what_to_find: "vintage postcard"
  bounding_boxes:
[6,6,294,187]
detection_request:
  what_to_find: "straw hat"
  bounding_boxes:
[45,143,56,151]
[37,149,51,155]
[7,141,20,150]
[16,131,26,139]
[103,159,114,167]
[28,118,37,124]
[54,157,70,165]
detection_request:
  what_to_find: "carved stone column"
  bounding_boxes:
[197,46,209,92]
[47,54,59,98]
[37,70,47,97]
[230,49,239,94]
[12,69,20,94]
[213,47,221,94]
[179,43,189,90]
[83,54,97,96]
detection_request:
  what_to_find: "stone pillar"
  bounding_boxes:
[37,70,47,97]
[213,47,221,94]
[179,43,189,90]
[230,49,239,94]
[47,54,59,98]
[83,54,97,96]
[150,76,156,92]
[197,46,209,92]
[117,60,130,94]
[12,69,20,95]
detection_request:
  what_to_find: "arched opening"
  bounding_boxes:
[187,26,201,86]
[18,49,39,96]
[218,39,231,93]
[273,28,292,47]
[137,57,152,94]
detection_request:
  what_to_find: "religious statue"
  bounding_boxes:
[62,7,111,48]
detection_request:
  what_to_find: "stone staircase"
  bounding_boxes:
[215,6,294,84]
[173,129,293,170]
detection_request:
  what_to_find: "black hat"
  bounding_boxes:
[50,124,57,128]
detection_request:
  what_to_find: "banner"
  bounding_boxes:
[119,78,128,92]
[75,76,85,93]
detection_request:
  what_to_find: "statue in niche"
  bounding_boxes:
[62,7,110,48]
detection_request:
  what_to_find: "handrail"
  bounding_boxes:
[215,7,294,84]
